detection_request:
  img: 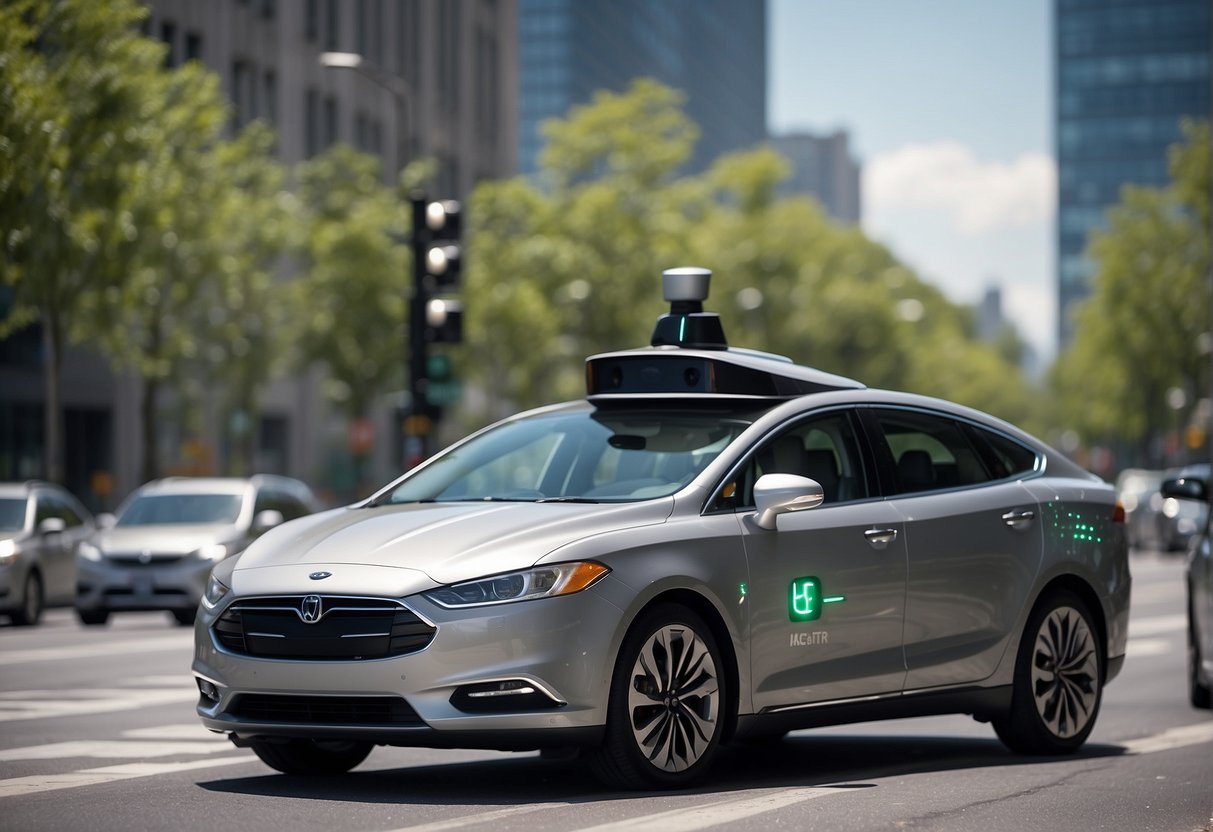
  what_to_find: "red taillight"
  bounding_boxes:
[1113,501,1126,523]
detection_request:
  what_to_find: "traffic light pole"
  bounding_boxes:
[407,191,432,465]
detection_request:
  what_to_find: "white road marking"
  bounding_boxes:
[572,787,848,832]
[0,756,255,799]
[1128,614,1187,637]
[0,634,192,665]
[1122,721,1213,755]
[1125,638,1171,657]
[386,803,571,832]
[122,723,219,740]
[0,739,231,762]
[0,686,196,722]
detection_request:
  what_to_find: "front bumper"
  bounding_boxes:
[193,586,624,749]
[77,555,213,613]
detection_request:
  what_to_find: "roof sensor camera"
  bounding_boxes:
[651,267,728,350]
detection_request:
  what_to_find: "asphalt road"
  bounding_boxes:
[1,551,1210,832]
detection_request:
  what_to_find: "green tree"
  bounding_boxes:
[461,79,1036,431]
[1052,121,1210,463]
[0,0,172,482]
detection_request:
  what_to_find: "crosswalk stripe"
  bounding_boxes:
[0,634,192,665]
[0,755,254,799]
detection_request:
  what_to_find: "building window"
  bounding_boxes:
[305,0,319,41]
[356,0,367,55]
[263,71,277,126]
[323,96,338,148]
[184,31,202,62]
[232,59,255,127]
[324,0,339,51]
[160,21,177,67]
[305,88,320,157]
[261,0,275,20]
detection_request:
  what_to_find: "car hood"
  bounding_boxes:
[231,500,673,591]
[93,525,241,557]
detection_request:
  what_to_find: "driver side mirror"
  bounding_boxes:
[251,509,285,535]
[753,474,824,530]
[95,513,116,530]
[37,517,66,536]
[1160,476,1208,503]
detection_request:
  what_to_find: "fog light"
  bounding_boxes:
[450,679,564,713]
[196,678,219,702]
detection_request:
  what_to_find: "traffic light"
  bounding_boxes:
[407,191,464,459]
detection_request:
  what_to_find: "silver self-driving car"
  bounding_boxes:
[79,475,320,626]
[194,268,1130,789]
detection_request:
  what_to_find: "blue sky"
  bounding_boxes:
[769,0,1055,361]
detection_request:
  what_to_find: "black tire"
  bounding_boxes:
[249,738,373,775]
[588,603,727,790]
[172,608,197,626]
[1189,610,1212,710]
[76,609,110,626]
[994,590,1103,754]
[11,571,43,626]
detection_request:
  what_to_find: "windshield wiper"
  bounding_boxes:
[535,496,599,503]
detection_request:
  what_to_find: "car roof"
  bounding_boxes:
[0,481,67,499]
[134,477,257,496]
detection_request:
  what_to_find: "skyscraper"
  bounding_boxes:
[770,130,862,225]
[1055,0,1210,346]
[518,0,767,175]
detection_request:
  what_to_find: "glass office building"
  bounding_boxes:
[518,0,767,175]
[1056,0,1210,346]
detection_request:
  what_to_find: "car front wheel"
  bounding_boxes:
[249,738,373,775]
[589,603,726,789]
[994,590,1102,754]
[11,571,43,626]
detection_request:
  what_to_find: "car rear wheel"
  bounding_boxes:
[76,609,110,626]
[589,603,726,790]
[11,571,43,626]
[1189,610,1212,710]
[994,590,1102,754]
[249,738,373,775]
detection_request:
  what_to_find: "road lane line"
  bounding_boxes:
[1125,638,1171,657]
[0,755,254,799]
[1127,614,1187,637]
[0,739,231,762]
[0,687,196,722]
[0,634,192,665]
[386,803,571,832]
[572,786,848,832]
[1123,721,1213,755]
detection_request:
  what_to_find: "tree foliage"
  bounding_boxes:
[1051,121,1210,461]
[462,79,1035,431]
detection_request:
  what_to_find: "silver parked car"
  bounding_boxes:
[1160,466,1213,709]
[0,481,94,625]
[194,269,1131,789]
[78,475,321,626]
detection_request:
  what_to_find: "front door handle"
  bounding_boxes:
[864,528,898,549]
[1002,509,1035,529]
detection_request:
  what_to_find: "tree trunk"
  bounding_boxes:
[41,315,65,484]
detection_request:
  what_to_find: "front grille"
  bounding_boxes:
[214,596,436,660]
[228,694,423,726]
[107,553,186,566]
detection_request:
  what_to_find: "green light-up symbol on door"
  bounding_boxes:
[789,576,846,622]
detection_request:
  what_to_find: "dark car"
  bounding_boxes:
[1161,465,1213,709]
[0,481,95,625]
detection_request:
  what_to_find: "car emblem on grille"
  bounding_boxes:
[301,594,323,623]
[309,571,332,580]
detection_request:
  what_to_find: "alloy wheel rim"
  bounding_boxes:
[627,623,720,772]
[1030,606,1098,738]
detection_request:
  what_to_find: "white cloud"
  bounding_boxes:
[865,142,1056,235]
[858,141,1058,363]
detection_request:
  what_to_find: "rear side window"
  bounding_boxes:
[871,409,992,495]
[964,424,1040,479]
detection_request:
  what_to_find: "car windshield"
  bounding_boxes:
[116,494,243,526]
[382,408,754,504]
[0,498,25,532]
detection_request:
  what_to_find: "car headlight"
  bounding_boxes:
[78,542,102,562]
[423,562,610,608]
[202,573,230,609]
[194,543,232,562]
[0,538,17,566]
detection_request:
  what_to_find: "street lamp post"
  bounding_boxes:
[318,51,412,183]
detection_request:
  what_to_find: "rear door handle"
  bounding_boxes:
[1002,509,1035,529]
[864,528,898,549]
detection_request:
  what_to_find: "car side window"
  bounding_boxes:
[711,410,869,512]
[872,409,994,495]
[964,424,1039,479]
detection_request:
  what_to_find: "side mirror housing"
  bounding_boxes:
[1161,476,1208,503]
[251,509,285,535]
[753,474,824,530]
[96,513,117,530]
[38,517,66,535]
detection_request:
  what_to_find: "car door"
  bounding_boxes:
[714,408,908,710]
[863,407,1044,690]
